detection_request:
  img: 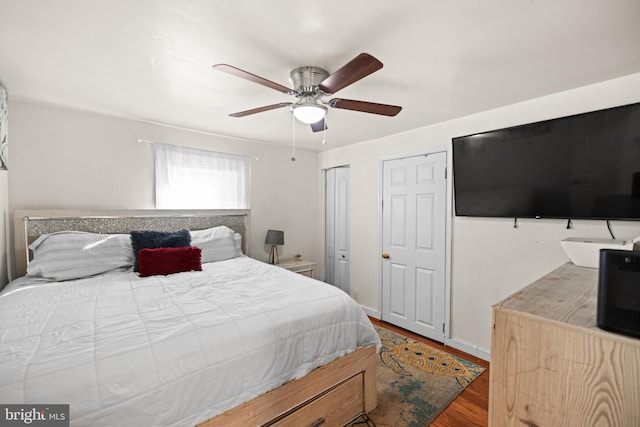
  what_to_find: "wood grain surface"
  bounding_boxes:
[490,263,640,427]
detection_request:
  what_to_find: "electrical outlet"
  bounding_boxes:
[353,289,359,300]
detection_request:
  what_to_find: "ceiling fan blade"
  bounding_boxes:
[318,53,383,94]
[213,64,293,95]
[229,102,292,117]
[329,98,402,116]
[310,118,327,133]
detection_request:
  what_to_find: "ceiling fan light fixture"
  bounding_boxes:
[292,102,327,124]
[214,53,402,128]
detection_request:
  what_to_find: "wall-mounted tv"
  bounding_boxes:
[452,102,640,220]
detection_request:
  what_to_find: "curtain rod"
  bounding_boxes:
[138,139,260,160]
[135,130,277,146]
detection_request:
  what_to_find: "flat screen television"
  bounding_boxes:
[452,102,640,220]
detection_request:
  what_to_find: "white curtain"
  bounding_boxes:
[155,143,250,209]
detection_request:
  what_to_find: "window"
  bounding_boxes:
[154,143,250,209]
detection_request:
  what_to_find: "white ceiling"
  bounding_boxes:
[1,0,639,151]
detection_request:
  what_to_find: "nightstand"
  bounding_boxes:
[278,259,316,278]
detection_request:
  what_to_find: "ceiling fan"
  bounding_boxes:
[212,53,402,132]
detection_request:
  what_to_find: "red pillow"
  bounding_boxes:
[138,247,202,277]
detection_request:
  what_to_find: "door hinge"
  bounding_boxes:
[444,167,447,179]
[442,323,445,333]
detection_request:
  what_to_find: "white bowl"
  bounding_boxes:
[561,237,634,269]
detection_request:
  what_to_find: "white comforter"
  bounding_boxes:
[0,256,380,426]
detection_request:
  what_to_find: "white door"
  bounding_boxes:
[325,167,350,293]
[382,152,447,341]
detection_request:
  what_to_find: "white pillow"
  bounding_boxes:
[190,226,243,263]
[27,232,134,281]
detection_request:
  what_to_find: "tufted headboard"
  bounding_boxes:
[12,209,251,279]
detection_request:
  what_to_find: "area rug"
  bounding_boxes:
[358,326,485,427]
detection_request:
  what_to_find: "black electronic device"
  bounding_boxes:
[452,102,640,220]
[597,249,640,338]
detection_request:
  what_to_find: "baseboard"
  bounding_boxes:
[363,304,491,362]
[444,338,491,362]
[360,305,381,319]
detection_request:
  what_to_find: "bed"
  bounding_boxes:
[0,209,380,426]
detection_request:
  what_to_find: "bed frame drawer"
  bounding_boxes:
[199,346,377,427]
[270,373,363,427]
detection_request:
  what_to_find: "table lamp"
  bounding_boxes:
[265,230,284,264]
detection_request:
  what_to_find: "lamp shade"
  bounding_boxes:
[292,103,327,124]
[265,230,284,245]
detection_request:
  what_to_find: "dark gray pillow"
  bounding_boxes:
[130,229,191,272]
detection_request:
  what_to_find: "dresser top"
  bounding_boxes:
[495,263,600,331]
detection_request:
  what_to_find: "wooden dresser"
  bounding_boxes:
[489,263,640,427]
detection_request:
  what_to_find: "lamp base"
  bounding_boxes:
[268,245,280,264]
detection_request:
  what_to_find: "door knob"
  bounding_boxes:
[382,252,390,259]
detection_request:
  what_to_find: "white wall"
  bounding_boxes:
[319,72,640,358]
[0,170,8,287]
[7,101,319,273]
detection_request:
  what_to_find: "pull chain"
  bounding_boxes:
[322,120,327,145]
[291,113,296,161]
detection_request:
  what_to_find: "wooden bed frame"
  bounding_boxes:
[11,209,378,427]
[201,345,377,427]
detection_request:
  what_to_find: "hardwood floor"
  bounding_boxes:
[369,318,490,427]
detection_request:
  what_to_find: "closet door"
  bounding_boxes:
[381,152,447,342]
[325,167,350,294]
[325,169,336,286]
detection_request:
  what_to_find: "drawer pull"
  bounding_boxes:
[309,418,326,427]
